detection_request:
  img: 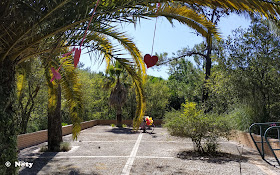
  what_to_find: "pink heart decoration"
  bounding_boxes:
[50,67,62,82]
[74,47,81,68]
[144,54,158,68]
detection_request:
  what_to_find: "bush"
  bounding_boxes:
[164,101,231,154]
[40,142,71,152]
[62,122,68,126]
[227,104,255,132]
[122,124,127,128]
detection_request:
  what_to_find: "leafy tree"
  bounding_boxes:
[205,19,280,131]
[144,76,171,119]
[156,1,280,110]
[78,70,112,121]
[16,58,44,134]
[167,52,203,109]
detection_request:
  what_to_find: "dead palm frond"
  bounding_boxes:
[109,78,128,109]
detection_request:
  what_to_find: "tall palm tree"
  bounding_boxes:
[1,0,280,174]
[106,61,128,127]
[43,50,83,151]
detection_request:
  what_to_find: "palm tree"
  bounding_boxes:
[1,0,280,174]
[106,61,128,127]
[43,50,83,151]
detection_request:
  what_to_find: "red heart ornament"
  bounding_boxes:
[144,54,158,68]
[74,47,81,68]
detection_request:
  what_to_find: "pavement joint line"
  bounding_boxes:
[68,146,79,153]
[136,156,174,159]
[19,156,130,159]
[74,140,137,142]
[250,160,278,175]
[121,132,143,175]
[19,155,175,159]
[72,141,231,143]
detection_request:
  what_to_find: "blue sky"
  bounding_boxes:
[80,13,250,79]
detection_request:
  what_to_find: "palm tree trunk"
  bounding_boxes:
[48,83,62,151]
[116,107,122,127]
[202,27,213,113]
[0,58,18,174]
[202,56,211,103]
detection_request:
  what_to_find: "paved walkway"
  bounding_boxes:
[18,126,280,175]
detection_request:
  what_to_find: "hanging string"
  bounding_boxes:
[51,0,100,82]
[80,0,100,47]
[151,3,161,56]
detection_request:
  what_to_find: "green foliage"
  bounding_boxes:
[210,19,280,123]
[0,58,18,175]
[62,123,68,126]
[40,142,71,152]
[60,142,71,152]
[164,101,231,154]
[122,84,137,119]
[111,124,116,127]
[227,104,255,132]
[144,76,171,119]
[1,1,279,174]
[79,70,112,120]
[122,124,127,128]
[15,58,46,134]
[167,54,203,110]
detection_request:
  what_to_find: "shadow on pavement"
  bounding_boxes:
[20,151,58,175]
[177,150,249,164]
[105,127,136,134]
[20,151,99,175]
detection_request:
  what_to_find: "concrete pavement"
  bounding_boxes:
[18,126,280,175]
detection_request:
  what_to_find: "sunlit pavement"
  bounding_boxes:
[18,126,280,175]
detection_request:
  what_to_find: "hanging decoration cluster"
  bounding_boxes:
[51,0,100,82]
[144,2,160,69]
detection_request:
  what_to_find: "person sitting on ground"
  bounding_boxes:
[140,116,153,133]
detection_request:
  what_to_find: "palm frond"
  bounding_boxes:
[184,0,280,18]
[109,79,128,108]
[115,58,146,130]
[156,4,219,39]
[59,58,83,140]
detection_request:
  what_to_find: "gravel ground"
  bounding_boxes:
[18,126,280,175]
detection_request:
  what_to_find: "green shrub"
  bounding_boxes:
[111,124,116,127]
[164,101,231,154]
[62,122,68,126]
[40,142,71,152]
[60,142,71,152]
[122,124,127,128]
[227,104,254,131]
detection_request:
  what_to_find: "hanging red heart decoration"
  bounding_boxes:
[74,47,81,68]
[144,54,158,68]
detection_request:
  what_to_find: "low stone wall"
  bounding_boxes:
[17,119,163,149]
[230,130,280,157]
[98,119,163,126]
[17,120,100,149]
[17,130,48,150]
